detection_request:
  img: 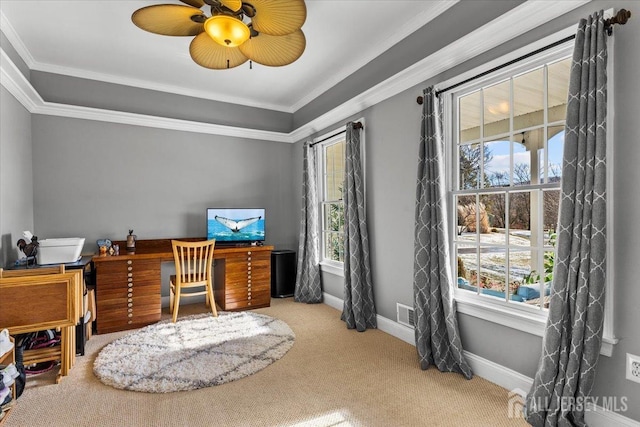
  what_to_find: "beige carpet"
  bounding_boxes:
[4,299,529,427]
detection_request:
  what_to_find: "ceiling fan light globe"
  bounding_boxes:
[204,15,250,47]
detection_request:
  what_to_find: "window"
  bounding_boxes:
[444,35,616,355]
[439,38,579,332]
[452,54,571,315]
[318,133,346,267]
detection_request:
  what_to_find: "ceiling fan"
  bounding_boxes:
[132,0,306,70]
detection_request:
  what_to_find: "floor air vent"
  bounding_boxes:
[397,303,415,328]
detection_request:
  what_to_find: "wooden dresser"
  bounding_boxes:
[92,238,273,334]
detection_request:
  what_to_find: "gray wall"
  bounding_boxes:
[30,115,298,253]
[0,86,34,267]
[293,0,639,422]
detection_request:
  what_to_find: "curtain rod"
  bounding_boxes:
[416,8,632,105]
[309,121,363,147]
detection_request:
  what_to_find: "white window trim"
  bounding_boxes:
[440,27,617,356]
[319,259,344,277]
[315,119,366,278]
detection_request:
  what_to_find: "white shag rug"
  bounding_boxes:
[93,311,295,393]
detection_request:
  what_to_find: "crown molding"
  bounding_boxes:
[289,0,460,112]
[1,48,294,143]
[1,0,590,145]
[288,0,590,142]
[27,62,294,114]
[0,10,36,67]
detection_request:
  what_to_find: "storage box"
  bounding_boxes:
[37,238,85,265]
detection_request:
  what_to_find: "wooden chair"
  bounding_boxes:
[170,239,217,322]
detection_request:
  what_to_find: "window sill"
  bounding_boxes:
[319,261,344,277]
[454,293,617,357]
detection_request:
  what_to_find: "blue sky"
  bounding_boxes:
[484,130,564,179]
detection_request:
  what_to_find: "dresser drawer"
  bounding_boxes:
[95,259,161,334]
[223,289,270,310]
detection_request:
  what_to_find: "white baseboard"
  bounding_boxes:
[321,292,639,427]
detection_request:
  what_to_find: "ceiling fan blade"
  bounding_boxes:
[132,5,205,36]
[190,32,249,69]
[239,30,305,67]
[179,0,205,7]
[220,0,242,12]
[249,0,306,36]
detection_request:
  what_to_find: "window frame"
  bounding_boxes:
[440,33,617,355]
[314,120,366,278]
[316,128,347,277]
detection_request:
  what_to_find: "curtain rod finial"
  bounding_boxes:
[416,96,424,105]
[606,9,631,34]
[613,9,631,25]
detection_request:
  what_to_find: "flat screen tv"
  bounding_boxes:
[206,208,265,245]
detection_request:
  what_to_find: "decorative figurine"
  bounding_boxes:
[126,229,136,252]
[17,234,39,267]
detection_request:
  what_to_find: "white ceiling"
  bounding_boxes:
[0,0,458,113]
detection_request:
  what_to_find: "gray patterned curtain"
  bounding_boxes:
[294,142,322,303]
[525,12,608,426]
[414,87,472,379]
[341,122,377,331]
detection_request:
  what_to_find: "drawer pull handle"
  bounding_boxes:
[128,273,133,278]
[128,298,133,303]
[127,267,133,271]
[128,278,133,282]
[127,260,132,265]
[248,251,251,255]
[128,293,133,298]
[128,308,133,313]
[128,320,133,324]
[128,313,133,318]
[128,283,133,288]
[128,303,133,307]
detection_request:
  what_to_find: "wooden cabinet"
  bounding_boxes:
[0,336,15,425]
[214,248,271,310]
[95,259,161,334]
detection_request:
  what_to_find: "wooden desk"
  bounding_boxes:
[92,238,273,334]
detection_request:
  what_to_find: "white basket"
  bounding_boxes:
[37,238,85,265]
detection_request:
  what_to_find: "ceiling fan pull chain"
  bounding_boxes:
[250,60,253,70]
[227,59,230,69]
